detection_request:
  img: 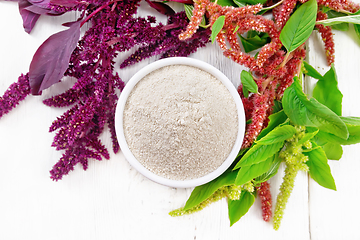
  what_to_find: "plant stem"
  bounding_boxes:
[81,2,114,27]
[280,51,291,69]
[262,0,285,11]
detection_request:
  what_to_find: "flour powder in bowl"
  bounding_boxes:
[115,57,245,188]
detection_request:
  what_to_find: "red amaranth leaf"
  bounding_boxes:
[29,21,81,95]
[145,0,175,15]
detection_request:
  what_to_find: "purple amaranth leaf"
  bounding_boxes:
[28,0,47,3]
[29,20,81,95]
[50,0,79,7]
[27,0,65,14]
[27,0,50,8]
[145,0,175,15]
[17,0,65,33]
[25,4,54,14]
[19,0,41,33]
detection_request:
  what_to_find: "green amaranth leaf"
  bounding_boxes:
[305,144,337,190]
[183,170,237,210]
[325,10,349,31]
[321,6,331,13]
[303,61,323,80]
[316,14,360,27]
[257,110,288,140]
[184,4,193,21]
[228,191,255,226]
[280,0,317,52]
[354,24,360,43]
[253,153,282,184]
[312,64,343,116]
[233,25,240,33]
[211,15,225,43]
[240,70,258,96]
[234,154,275,186]
[282,78,348,139]
[322,142,343,160]
[234,147,249,163]
[240,32,270,53]
[241,0,267,4]
[233,141,284,169]
[316,116,360,145]
[243,86,250,98]
[233,0,246,7]
[297,128,319,145]
[272,100,283,113]
[216,0,238,6]
[256,125,296,145]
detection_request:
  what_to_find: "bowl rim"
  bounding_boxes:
[115,57,245,188]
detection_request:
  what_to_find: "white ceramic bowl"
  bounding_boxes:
[115,57,245,188]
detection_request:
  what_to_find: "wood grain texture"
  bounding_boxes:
[306,26,360,239]
[1,1,358,239]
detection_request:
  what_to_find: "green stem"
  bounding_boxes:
[280,51,291,68]
[262,0,285,11]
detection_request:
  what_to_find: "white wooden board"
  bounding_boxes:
[0,1,358,239]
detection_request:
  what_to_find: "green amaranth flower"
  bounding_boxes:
[169,185,242,216]
[273,125,310,230]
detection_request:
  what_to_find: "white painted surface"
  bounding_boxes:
[0,1,358,239]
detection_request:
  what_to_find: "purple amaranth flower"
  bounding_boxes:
[120,11,211,69]
[49,106,76,132]
[46,2,130,179]
[50,145,102,181]
[2,0,208,180]
[43,88,79,107]
[0,73,31,119]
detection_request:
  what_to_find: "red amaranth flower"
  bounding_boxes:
[316,11,335,66]
[216,30,228,51]
[241,89,272,148]
[237,85,255,120]
[274,0,298,30]
[224,49,258,71]
[221,3,262,17]
[317,0,360,13]
[256,181,272,222]
[178,0,206,40]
